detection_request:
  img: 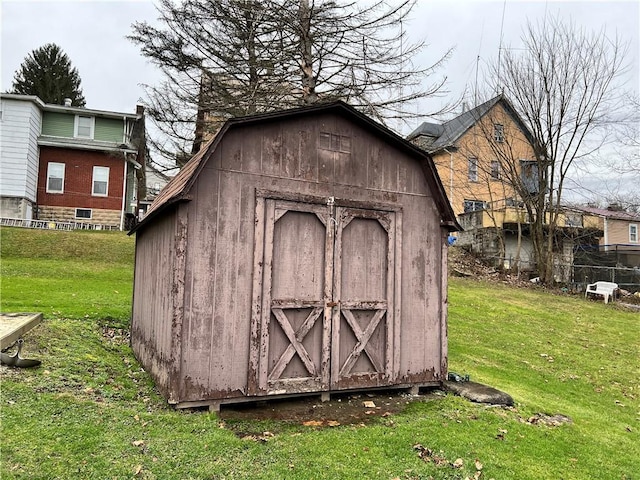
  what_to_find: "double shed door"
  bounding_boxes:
[249,196,401,395]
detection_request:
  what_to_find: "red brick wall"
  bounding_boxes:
[37,147,125,210]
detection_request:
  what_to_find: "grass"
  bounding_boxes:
[1,228,638,479]
[0,228,134,322]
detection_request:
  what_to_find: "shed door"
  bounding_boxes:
[331,207,397,390]
[249,198,399,396]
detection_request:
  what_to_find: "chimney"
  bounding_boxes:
[607,203,623,211]
[136,104,145,116]
[63,98,72,107]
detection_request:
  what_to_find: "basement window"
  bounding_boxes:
[463,199,485,213]
[75,208,92,219]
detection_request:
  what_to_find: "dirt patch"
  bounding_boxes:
[218,389,443,435]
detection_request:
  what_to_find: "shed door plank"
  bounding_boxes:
[258,199,276,392]
[248,195,266,395]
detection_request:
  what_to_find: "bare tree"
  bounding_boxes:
[129,0,453,163]
[601,93,640,211]
[486,16,628,284]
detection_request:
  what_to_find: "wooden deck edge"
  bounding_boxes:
[0,313,43,350]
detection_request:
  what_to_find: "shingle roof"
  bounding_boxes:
[408,95,536,154]
[568,205,640,222]
[407,121,444,139]
[130,101,462,234]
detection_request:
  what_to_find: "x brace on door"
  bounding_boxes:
[268,307,323,381]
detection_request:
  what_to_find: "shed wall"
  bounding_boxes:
[176,113,447,402]
[132,208,180,401]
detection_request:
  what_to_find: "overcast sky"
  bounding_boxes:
[2,0,638,200]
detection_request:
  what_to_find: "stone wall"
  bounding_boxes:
[37,205,120,227]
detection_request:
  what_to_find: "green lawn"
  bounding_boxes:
[1,228,638,479]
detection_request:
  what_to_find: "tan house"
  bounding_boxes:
[569,205,640,251]
[407,95,538,217]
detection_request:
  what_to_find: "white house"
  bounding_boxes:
[0,94,44,219]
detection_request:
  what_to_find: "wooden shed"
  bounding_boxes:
[130,101,460,410]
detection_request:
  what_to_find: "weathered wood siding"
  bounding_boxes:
[131,207,181,401]
[172,112,447,402]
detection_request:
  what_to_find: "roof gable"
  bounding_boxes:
[408,95,537,154]
[131,101,460,234]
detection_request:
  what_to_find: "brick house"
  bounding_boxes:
[0,93,145,229]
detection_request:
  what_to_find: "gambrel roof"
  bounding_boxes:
[131,101,461,234]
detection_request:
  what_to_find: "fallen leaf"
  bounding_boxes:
[381,411,392,417]
[475,459,483,470]
[134,465,143,475]
[327,420,340,427]
[364,410,376,415]
[302,420,323,427]
[363,400,376,408]
[132,440,145,447]
[452,458,464,469]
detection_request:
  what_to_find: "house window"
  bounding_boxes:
[630,224,638,243]
[463,199,485,213]
[75,115,95,138]
[92,166,109,196]
[319,132,351,152]
[494,124,504,143]
[468,157,478,182]
[565,213,583,228]
[490,160,501,180]
[75,208,92,219]
[520,160,539,194]
[46,162,65,193]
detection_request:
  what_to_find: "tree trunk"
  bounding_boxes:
[298,0,317,103]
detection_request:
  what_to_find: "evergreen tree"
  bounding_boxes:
[11,43,86,106]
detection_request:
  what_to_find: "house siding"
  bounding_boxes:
[0,97,42,218]
[37,146,125,214]
[95,117,124,143]
[41,111,74,137]
[607,218,639,248]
